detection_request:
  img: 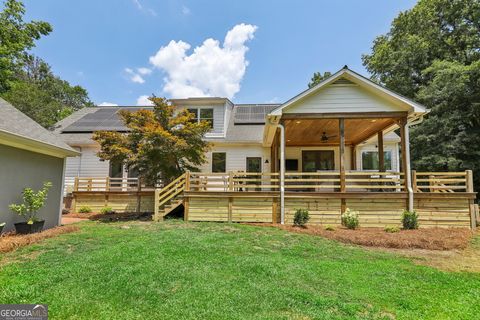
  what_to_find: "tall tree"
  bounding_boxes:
[93,97,211,185]
[0,0,51,93]
[362,0,480,193]
[308,71,332,88]
[2,56,93,128]
[0,1,93,128]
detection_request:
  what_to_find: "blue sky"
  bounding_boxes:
[23,0,417,106]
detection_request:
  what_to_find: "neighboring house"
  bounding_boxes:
[0,98,79,232]
[54,77,401,193]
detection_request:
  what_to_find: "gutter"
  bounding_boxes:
[405,115,424,211]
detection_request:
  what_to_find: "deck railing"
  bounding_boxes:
[188,171,406,192]
[72,170,473,194]
[73,177,154,192]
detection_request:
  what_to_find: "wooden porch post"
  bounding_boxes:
[339,118,346,192]
[351,145,357,171]
[378,131,385,172]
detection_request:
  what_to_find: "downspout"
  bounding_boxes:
[405,115,424,211]
[278,123,285,224]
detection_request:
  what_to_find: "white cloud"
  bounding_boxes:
[136,95,154,106]
[182,5,191,15]
[125,67,150,84]
[137,67,152,75]
[149,23,257,99]
[132,0,157,16]
[98,102,118,106]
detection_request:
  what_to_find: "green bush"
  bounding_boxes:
[325,226,335,231]
[341,208,359,230]
[100,207,114,215]
[384,226,400,233]
[402,210,418,229]
[9,181,52,224]
[78,206,92,213]
[293,209,310,227]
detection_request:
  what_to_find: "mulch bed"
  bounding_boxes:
[0,225,80,253]
[63,211,152,222]
[251,224,473,250]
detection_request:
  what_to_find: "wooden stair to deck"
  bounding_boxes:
[153,173,187,221]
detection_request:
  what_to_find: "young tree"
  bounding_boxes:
[93,97,211,185]
[362,0,480,193]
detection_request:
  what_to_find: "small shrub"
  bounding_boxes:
[325,226,335,231]
[384,226,400,233]
[78,206,92,213]
[402,210,419,230]
[293,209,310,227]
[9,181,52,224]
[100,207,115,215]
[341,208,359,230]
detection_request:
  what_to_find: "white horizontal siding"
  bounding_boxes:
[63,146,109,194]
[284,84,405,114]
[200,145,271,173]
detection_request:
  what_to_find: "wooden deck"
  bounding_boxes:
[70,171,477,229]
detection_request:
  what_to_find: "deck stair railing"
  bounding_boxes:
[153,173,187,221]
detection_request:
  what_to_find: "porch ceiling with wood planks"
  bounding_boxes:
[283,118,397,146]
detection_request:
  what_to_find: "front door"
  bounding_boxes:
[302,151,334,172]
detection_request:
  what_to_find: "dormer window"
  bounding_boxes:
[187,108,214,129]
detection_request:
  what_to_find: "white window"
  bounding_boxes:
[187,108,214,129]
[362,151,392,170]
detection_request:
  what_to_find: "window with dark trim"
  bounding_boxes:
[187,108,214,129]
[212,152,226,173]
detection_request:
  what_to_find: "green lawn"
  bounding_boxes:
[1,221,479,319]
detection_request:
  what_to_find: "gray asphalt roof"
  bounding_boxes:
[0,98,78,154]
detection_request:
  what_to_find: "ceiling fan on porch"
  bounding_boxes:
[321,131,337,142]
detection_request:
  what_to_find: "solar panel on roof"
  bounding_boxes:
[61,107,152,133]
[233,104,279,124]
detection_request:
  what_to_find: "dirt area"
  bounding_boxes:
[0,225,80,253]
[63,211,152,222]
[267,224,473,250]
[249,224,479,272]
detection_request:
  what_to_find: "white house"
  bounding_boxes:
[54,69,403,194]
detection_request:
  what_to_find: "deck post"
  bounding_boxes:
[153,189,160,221]
[228,171,234,191]
[73,177,79,192]
[339,119,346,192]
[399,118,413,211]
[466,170,476,229]
[377,131,384,172]
[185,171,190,191]
[278,123,286,224]
[351,145,357,170]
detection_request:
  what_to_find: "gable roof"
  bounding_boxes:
[269,66,428,116]
[0,98,79,158]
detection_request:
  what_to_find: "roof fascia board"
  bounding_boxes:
[0,130,80,158]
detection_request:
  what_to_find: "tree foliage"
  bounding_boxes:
[362,0,480,193]
[0,0,93,128]
[93,97,211,185]
[0,0,51,93]
[308,71,332,88]
[9,181,52,224]
[2,56,93,127]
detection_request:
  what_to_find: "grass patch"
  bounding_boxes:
[0,221,479,319]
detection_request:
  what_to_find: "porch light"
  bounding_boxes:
[264,159,269,164]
